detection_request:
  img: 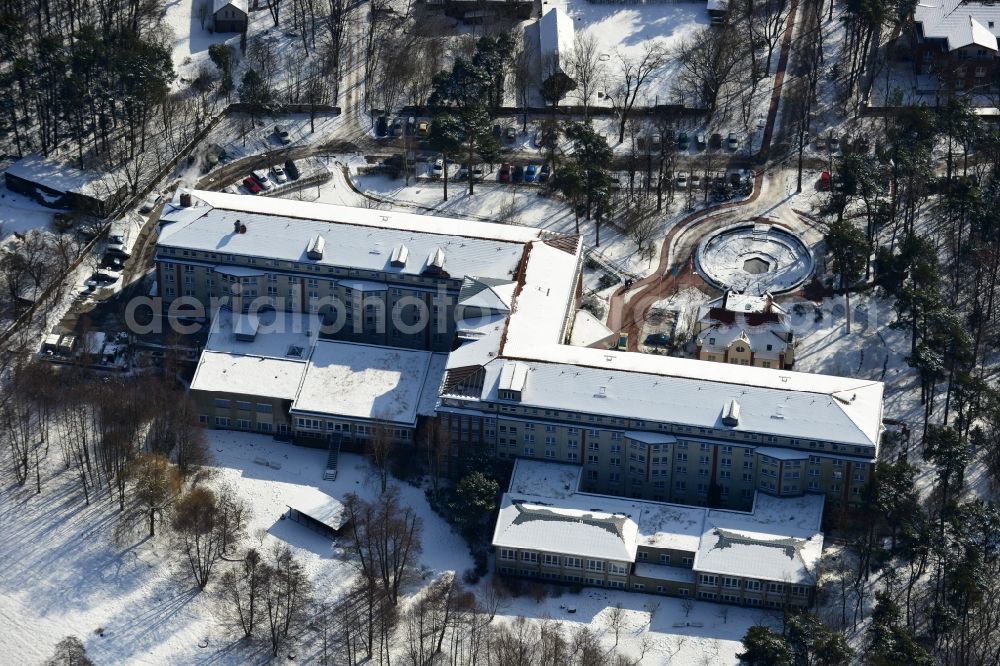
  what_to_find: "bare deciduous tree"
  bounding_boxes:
[606,43,669,144]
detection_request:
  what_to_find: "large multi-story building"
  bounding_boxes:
[161,191,883,517]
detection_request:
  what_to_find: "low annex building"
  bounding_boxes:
[493,460,823,606]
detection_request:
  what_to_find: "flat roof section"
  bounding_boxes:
[292,341,445,427]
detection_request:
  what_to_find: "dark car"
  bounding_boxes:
[499,162,513,183]
[645,332,670,347]
[524,164,539,182]
[677,131,690,151]
[539,164,551,183]
[512,165,525,182]
[710,132,723,149]
[284,159,300,180]
[375,116,388,137]
[505,127,517,144]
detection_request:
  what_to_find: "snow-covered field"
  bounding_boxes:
[0,430,776,664]
[552,0,709,108]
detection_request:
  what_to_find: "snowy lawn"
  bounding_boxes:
[0,186,61,241]
[0,430,779,664]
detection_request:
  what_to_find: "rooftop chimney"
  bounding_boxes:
[179,191,192,207]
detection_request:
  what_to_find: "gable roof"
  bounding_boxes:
[915,0,1000,52]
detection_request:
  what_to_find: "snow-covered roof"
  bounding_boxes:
[191,352,307,401]
[569,309,615,348]
[697,323,790,359]
[157,191,545,282]
[705,291,787,315]
[458,276,515,313]
[5,155,113,199]
[493,493,640,562]
[205,309,319,360]
[495,475,707,556]
[694,493,824,584]
[706,0,728,11]
[466,355,883,449]
[633,562,697,583]
[508,458,582,498]
[292,341,444,426]
[915,0,1000,52]
[213,0,247,14]
[539,7,575,75]
[288,487,347,530]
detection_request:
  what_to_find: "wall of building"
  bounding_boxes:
[438,405,873,510]
[156,252,461,352]
[494,545,814,607]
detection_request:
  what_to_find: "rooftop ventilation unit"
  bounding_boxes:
[425,247,445,273]
[307,234,325,260]
[390,243,409,267]
[722,398,741,426]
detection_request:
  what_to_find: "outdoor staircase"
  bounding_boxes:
[323,437,341,481]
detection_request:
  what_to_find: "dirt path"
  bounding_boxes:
[606,0,804,351]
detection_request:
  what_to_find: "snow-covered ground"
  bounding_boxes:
[0,186,61,241]
[0,430,776,664]
[790,291,921,424]
[162,0,243,86]
[551,0,709,108]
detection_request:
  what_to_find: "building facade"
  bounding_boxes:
[163,191,883,515]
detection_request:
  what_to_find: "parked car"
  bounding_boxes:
[285,159,300,180]
[676,171,689,188]
[274,125,291,145]
[272,165,288,183]
[505,127,517,144]
[243,176,262,194]
[695,133,706,150]
[539,164,551,183]
[524,164,539,182]
[472,166,485,181]
[726,132,739,150]
[375,115,388,137]
[223,184,240,195]
[86,270,121,289]
[107,234,128,256]
[457,165,469,181]
[829,134,840,152]
[818,171,831,191]
[616,333,629,351]
[432,158,444,176]
[645,332,670,347]
[391,118,403,137]
[677,132,690,151]
[651,133,662,152]
[499,162,513,183]
[512,165,525,182]
[814,135,826,151]
[710,132,723,149]
[139,193,158,213]
[690,173,702,189]
[492,124,503,140]
[252,170,273,190]
[416,120,430,137]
